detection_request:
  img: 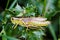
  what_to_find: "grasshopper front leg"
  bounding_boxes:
[14,24,18,29]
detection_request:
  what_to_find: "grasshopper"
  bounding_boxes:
[11,17,50,29]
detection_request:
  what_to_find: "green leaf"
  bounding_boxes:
[2,35,19,40]
[43,0,56,18]
[48,24,57,40]
[10,4,23,16]
[15,4,23,12]
[0,28,7,40]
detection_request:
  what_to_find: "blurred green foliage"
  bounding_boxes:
[0,0,60,40]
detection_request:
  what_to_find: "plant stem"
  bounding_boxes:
[5,0,10,9]
[42,0,46,17]
[9,0,17,9]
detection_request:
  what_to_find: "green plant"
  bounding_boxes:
[0,0,59,40]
